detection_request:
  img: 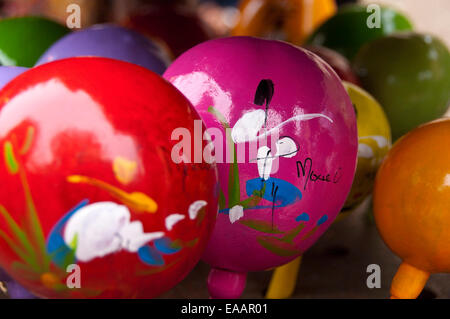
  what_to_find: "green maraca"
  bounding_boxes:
[307,4,413,61]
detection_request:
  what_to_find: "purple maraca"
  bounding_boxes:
[36,24,170,74]
[164,37,358,298]
[0,66,35,299]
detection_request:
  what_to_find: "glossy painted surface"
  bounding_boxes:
[305,46,360,86]
[0,57,218,298]
[353,33,450,140]
[124,3,212,58]
[232,0,336,45]
[307,4,413,61]
[0,67,28,90]
[0,17,69,67]
[265,81,391,299]
[164,37,358,284]
[36,24,170,74]
[373,119,450,298]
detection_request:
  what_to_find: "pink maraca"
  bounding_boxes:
[164,37,358,298]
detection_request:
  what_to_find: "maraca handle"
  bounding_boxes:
[266,256,303,299]
[390,262,430,299]
[207,268,247,299]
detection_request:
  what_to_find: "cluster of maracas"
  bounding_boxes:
[233,0,450,299]
[0,8,359,299]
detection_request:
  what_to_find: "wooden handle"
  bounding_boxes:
[390,262,430,299]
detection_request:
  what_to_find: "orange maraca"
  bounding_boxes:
[373,118,450,299]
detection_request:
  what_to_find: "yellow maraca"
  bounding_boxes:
[266,82,392,298]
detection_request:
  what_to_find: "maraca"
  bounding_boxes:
[124,1,212,57]
[0,16,69,67]
[340,82,392,212]
[36,24,171,74]
[307,4,413,61]
[0,65,36,299]
[232,0,336,45]
[0,57,218,298]
[353,32,450,140]
[266,81,392,299]
[373,119,450,299]
[164,37,358,298]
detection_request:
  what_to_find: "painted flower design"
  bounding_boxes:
[256,137,299,181]
[231,110,333,144]
[210,79,326,217]
[207,79,335,257]
[230,79,333,181]
[46,198,209,268]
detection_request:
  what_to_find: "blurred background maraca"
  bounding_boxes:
[0,0,449,299]
[353,33,450,140]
